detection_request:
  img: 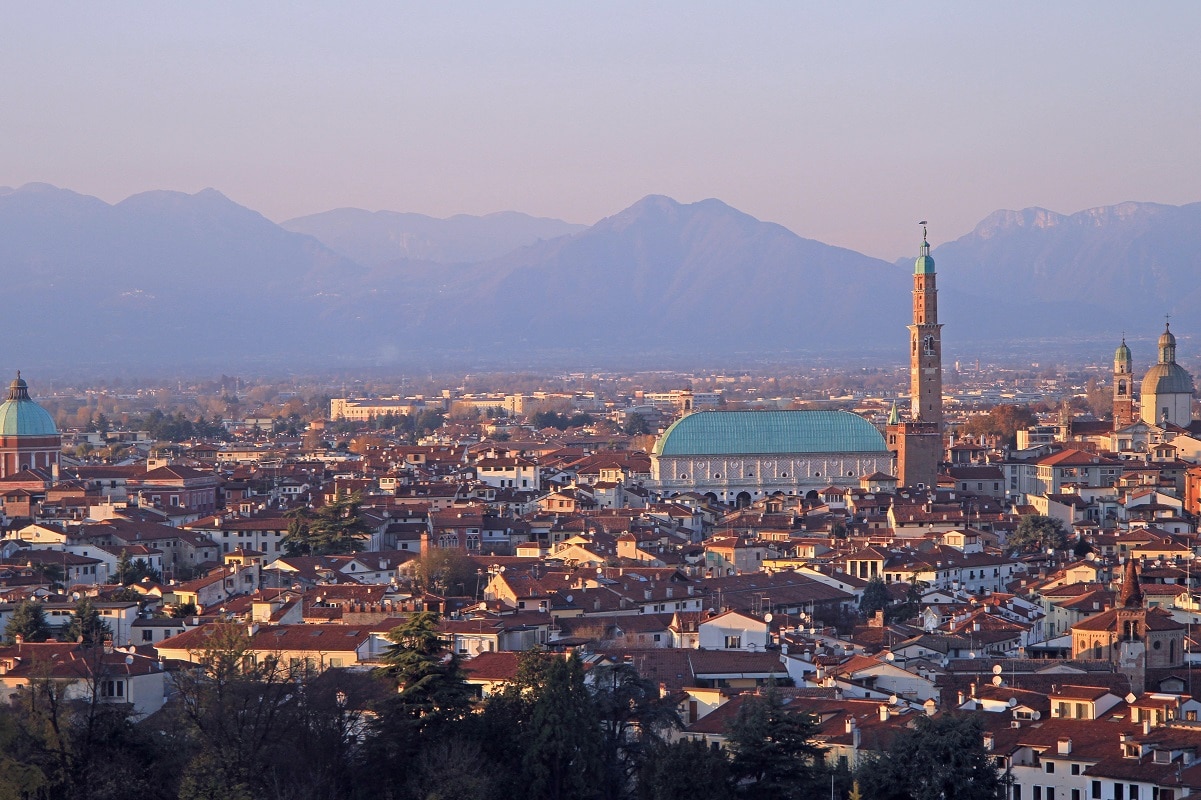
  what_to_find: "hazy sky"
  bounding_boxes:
[2,2,1199,259]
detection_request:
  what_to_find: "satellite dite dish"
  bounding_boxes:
[1008,697,1018,707]
[565,595,573,604]
[992,676,1003,687]
[992,665,1003,675]
[888,695,898,705]
[764,613,774,623]
[1126,692,1138,703]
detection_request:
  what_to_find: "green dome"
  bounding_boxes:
[0,374,58,437]
[652,410,887,457]
[914,226,935,275]
[1114,339,1131,364]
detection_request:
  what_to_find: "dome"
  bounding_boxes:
[1141,362,1194,397]
[1114,339,1131,364]
[653,410,887,457]
[0,373,58,437]
[1159,326,1177,350]
[914,225,936,275]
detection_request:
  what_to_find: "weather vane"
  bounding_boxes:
[919,220,928,241]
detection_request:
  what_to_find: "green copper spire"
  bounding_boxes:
[914,221,936,275]
[887,400,901,425]
[1114,335,1131,366]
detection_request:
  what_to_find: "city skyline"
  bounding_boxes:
[3,2,1200,259]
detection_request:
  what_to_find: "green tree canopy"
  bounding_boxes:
[638,739,734,800]
[64,596,111,646]
[859,577,891,617]
[4,600,50,644]
[1009,514,1069,554]
[725,688,826,800]
[856,714,1004,800]
[282,491,372,555]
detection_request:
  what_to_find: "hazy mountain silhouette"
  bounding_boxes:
[329,195,910,360]
[282,208,586,267]
[923,201,1201,341]
[0,183,361,366]
[5,183,1200,369]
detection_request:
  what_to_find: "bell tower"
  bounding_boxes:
[1113,336,1134,430]
[887,224,943,489]
[910,224,943,425]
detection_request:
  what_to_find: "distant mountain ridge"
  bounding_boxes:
[282,207,587,267]
[1,182,1199,369]
[926,200,1201,341]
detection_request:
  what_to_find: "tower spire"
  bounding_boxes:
[1119,559,1144,608]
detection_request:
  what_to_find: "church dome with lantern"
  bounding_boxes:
[1140,323,1194,427]
[0,372,61,477]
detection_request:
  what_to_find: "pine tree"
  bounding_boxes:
[726,688,826,800]
[64,596,111,646]
[4,600,50,643]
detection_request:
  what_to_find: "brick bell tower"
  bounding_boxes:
[1113,336,1135,430]
[887,223,943,489]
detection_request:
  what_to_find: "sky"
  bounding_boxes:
[2,2,1199,259]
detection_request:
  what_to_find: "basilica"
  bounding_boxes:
[648,227,943,503]
[1109,322,1200,453]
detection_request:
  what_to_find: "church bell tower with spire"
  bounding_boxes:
[887,224,943,489]
[1113,336,1134,430]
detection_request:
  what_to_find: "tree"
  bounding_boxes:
[282,491,372,555]
[1009,514,1069,554]
[638,739,734,800]
[856,714,1004,800]
[412,548,480,596]
[64,597,111,646]
[5,599,50,643]
[522,655,604,800]
[623,414,650,436]
[961,404,1037,446]
[725,688,826,800]
[362,612,475,796]
[374,611,472,721]
[173,621,299,799]
[859,578,890,617]
[589,662,680,798]
[115,552,162,586]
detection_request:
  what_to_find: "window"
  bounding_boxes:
[1013,786,1021,800]
[1073,791,1080,800]
[142,630,154,642]
[101,680,124,698]
[1034,786,1042,800]
[1048,789,1055,800]
[1072,764,1081,775]
[1116,784,1124,800]
[1130,788,1139,800]
[1046,763,1055,774]
[725,636,741,649]
[1092,782,1101,800]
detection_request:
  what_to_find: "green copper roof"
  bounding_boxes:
[0,374,58,437]
[914,232,935,275]
[1115,339,1131,364]
[652,410,887,457]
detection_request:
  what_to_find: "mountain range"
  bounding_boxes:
[0,182,1197,371]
